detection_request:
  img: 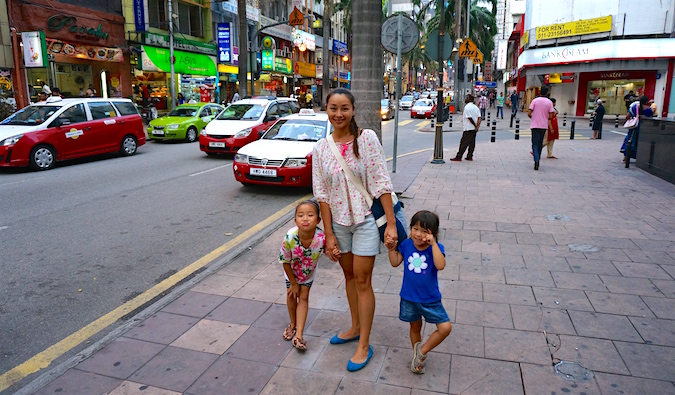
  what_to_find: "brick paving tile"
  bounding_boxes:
[448,355,523,395]
[483,328,551,365]
[641,296,675,319]
[628,316,675,346]
[311,343,388,383]
[424,322,485,358]
[599,276,664,297]
[614,342,675,381]
[224,326,292,365]
[516,232,556,245]
[520,363,602,395]
[378,347,450,393]
[652,279,675,298]
[445,251,483,266]
[496,223,532,233]
[369,315,414,347]
[76,337,165,379]
[594,372,675,395]
[459,265,505,284]
[500,243,544,257]
[551,271,608,292]
[185,356,276,395]
[107,381,182,395]
[464,221,498,231]
[663,264,675,279]
[455,300,513,329]
[550,335,629,375]
[611,261,673,280]
[584,291,656,317]
[122,312,198,345]
[567,311,642,342]
[532,287,594,311]
[231,279,286,302]
[161,291,227,318]
[523,256,572,272]
[190,274,249,297]
[251,303,319,331]
[33,369,122,395]
[504,267,555,287]
[462,241,502,254]
[479,231,517,244]
[566,258,621,275]
[480,253,525,268]
[482,283,536,305]
[591,237,640,249]
[336,378,413,395]
[511,305,576,335]
[171,319,248,355]
[205,297,271,325]
[304,310,352,338]
[280,335,329,371]
[438,280,483,301]
[259,366,341,394]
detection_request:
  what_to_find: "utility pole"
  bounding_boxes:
[237,0,248,97]
[463,0,470,99]
[454,0,461,112]
[168,0,176,110]
[431,0,444,164]
[321,0,332,109]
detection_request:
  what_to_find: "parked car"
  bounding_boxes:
[380,99,395,120]
[199,97,296,156]
[0,97,145,171]
[149,102,223,143]
[233,109,331,187]
[399,95,415,110]
[411,99,436,119]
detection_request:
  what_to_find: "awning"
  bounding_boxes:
[141,45,217,76]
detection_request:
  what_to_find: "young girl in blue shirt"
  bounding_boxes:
[386,210,452,374]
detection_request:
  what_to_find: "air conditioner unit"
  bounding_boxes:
[283,48,292,58]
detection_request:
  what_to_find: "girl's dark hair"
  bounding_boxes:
[550,98,556,104]
[326,88,360,158]
[637,96,649,116]
[410,210,440,241]
[297,200,320,220]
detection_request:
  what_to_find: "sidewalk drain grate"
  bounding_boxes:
[546,214,571,222]
[568,244,600,253]
[554,361,594,382]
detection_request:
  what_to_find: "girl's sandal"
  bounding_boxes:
[411,342,426,374]
[292,337,307,351]
[283,325,296,341]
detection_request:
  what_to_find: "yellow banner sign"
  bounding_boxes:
[520,30,529,49]
[296,61,316,77]
[536,15,612,41]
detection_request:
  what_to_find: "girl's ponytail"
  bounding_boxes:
[350,116,360,158]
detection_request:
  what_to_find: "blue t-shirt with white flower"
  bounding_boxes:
[398,238,446,303]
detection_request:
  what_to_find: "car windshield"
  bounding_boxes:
[401,96,413,102]
[263,120,328,141]
[169,107,198,117]
[1,105,61,125]
[216,104,263,120]
[416,100,432,107]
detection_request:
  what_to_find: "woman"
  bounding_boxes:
[312,88,400,372]
[621,95,650,162]
[177,93,185,105]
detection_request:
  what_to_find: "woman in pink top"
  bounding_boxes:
[312,88,399,372]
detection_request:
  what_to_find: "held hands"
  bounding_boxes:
[325,234,342,262]
[384,224,398,251]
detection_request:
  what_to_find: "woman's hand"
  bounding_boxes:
[384,224,398,249]
[325,233,342,262]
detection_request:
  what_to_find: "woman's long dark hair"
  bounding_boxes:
[639,95,649,116]
[326,88,360,158]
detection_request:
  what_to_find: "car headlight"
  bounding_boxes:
[284,158,307,167]
[234,127,253,138]
[1,134,23,146]
[234,153,248,163]
[168,124,180,130]
[380,109,387,114]
[200,129,207,136]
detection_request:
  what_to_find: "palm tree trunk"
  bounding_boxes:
[351,0,382,141]
[321,0,332,110]
[237,0,248,97]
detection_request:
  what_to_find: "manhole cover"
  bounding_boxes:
[546,214,570,222]
[568,244,599,253]
[554,361,594,382]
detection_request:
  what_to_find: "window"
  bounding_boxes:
[208,105,223,116]
[148,0,167,29]
[278,102,292,116]
[199,107,211,117]
[88,102,117,120]
[112,101,139,116]
[178,2,203,37]
[54,104,88,125]
[267,104,279,117]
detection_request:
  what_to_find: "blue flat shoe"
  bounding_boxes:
[347,346,373,372]
[330,334,360,345]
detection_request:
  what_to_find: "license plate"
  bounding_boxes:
[250,168,277,177]
[152,130,164,136]
[209,142,226,148]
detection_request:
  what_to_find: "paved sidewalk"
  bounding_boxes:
[20,137,675,394]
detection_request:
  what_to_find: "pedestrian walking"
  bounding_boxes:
[621,95,650,163]
[527,86,555,170]
[232,91,240,102]
[489,90,495,108]
[312,88,404,372]
[496,92,505,119]
[592,99,605,139]
[387,210,452,375]
[306,91,313,109]
[279,200,326,351]
[478,93,488,119]
[543,98,559,158]
[510,91,519,117]
[623,90,635,113]
[450,94,482,162]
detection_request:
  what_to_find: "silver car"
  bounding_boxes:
[399,95,415,110]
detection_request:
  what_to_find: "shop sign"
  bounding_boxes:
[0,69,12,92]
[316,64,323,77]
[536,15,612,41]
[133,0,145,32]
[296,61,316,77]
[47,15,109,40]
[218,64,238,74]
[519,30,529,49]
[232,46,239,66]
[143,33,217,56]
[260,15,292,41]
[333,39,348,56]
[217,23,232,63]
[221,0,259,22]
[600,72,631,79]
[141,45,217,76]
[339,71,350,81]
[496,40,507,70]
[292,28,315,51]
[273,57,292,74]
[21,31,48,68]
[262,50,274,71]
[47,39,124,62]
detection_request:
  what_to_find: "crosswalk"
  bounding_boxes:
[508,129,590,140]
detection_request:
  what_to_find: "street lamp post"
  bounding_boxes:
[432,0,445,164]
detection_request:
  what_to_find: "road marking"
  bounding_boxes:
[189,164,232,177]
[0,226,7,231]
[417,120,430,128]
[610,130,628,136]
[399,120,414,126]
[386,148,432,162]
[0,194,311,392]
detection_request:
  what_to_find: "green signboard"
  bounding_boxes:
[262,50,274,71]
[141,45,217,76]
[274,57,292,74]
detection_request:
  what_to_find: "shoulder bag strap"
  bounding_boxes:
[326,134,373,207]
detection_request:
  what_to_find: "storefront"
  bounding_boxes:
[518,38,675,117]
[259,57,292,96]
[218,63,239,103]
[9,0,130,104]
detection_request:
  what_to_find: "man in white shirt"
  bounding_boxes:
[451,94,482,161]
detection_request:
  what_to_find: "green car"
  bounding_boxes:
[148,103,224,142]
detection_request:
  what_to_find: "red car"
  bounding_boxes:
[199,97,298,155]
[410,99,437,119]
[0,97,145,170]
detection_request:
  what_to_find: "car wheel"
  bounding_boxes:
[185,127,198,143]
[29,144,56,171]
[120,135,138,156]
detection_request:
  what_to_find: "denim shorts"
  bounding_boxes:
[332,210,407,256]
[399,298,450,324]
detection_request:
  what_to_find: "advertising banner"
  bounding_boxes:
[217,23,232,63]
[496,40,508,70]
[22,31,48,68]
[141,46,217,76]
[133,0,145,32]
[292,28,316,51]
[536,16,612,41]
[333,40,348,56]
[47,39,124,62]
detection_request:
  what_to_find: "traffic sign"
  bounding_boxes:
[381,14,419,55]
[458,38,483,64]
[289,7,304,26]
[424,29,453,60]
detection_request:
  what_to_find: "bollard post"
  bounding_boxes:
[589,113,594,128]
[510,113,514,128]
[598,123,603,139]
[570,120,576,140]
[487,111,491,125]
[515,118,520,140]
[615,114,619,128]
[449,114,453,128]
[563,112,567,127]
[491,120,496,142]
[431,118,435,129]
[625,135,632,168]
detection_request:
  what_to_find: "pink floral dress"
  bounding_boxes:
[279,227,326,285]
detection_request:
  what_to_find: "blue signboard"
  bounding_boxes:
[133,0,145,32]
[476,81,497,88]
[217,23,232,63]
[333,40,348,56]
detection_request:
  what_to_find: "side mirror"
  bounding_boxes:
[55,118,71,128]
[258,129,266,137]
[265,114,279,123]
